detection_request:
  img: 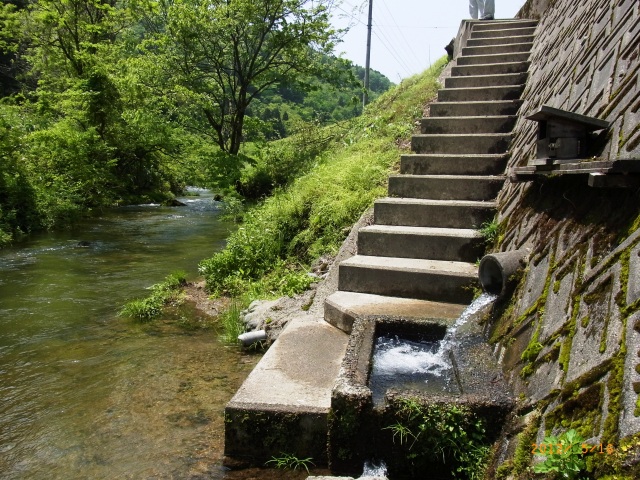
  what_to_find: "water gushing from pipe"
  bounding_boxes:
[371,292,497,386]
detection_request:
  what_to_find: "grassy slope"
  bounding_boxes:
[199,58,448,299]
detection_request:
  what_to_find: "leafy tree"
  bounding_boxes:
[0,0,26,96]
[158,0,345,155]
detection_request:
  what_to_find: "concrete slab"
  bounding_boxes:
[337,255,479,304]
[400,153,508,176]
[357,224,483,262]
[338,254,478,276]
[411,133,512,155]
[388,174,505,201]
[462,42,534,57]
[324,291,466,333]
[444,72,529,88]
[229,316,348,410]
[457,51,531,66]
[470,26,537,38]
[430,99,522,117]
[451,61,531,76]
[421,115,517,134]
[225,316,349,464]
[374,197,497,229]
[438,85,525,102]
[466,34,535,47]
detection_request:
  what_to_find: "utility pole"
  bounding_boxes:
[363,0,373,108]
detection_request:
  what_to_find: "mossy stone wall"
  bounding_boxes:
[489,0,640,477]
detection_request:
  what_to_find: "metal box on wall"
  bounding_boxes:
[526,105,610,162]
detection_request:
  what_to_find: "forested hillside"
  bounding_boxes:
[0,0,391,246]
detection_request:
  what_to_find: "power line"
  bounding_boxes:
[378,0,423,68]
[372,29,413,77]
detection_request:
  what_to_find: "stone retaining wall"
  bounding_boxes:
[488,0,640,477]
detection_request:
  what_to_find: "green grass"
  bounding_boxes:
[199,57,448,299]
[119,271,188,322]
[219,298,247,344]
[266,453,315,473]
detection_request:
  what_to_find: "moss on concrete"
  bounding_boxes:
[545,383,604,439]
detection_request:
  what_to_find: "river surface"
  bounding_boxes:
[0,190,316,479]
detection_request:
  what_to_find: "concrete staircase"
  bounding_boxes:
[326,19,537,327]
[225,19,537,469]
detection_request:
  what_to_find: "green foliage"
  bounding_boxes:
[385,398,490,480]
[237,120,340,199]
[480,218,500,246]
[199,59,446,298]
[150,0,344,155]
[266,453,315,473]
[533,429,587,479]
[0,0,394,242]
[219,298,247,344]
[119,271,187,322]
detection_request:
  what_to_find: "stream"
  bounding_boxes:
[0,190,311,479]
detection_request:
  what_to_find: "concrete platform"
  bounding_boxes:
[337,255,478,304]
[373,197,497,228]
[430,99,522,117]
[451,61,530,76]
[400,153,508,175]
[437,84,524,102]
[225,315,349,465]
[444,72,528,88]
[357,224,484,262]
[411,133,512,154]
[324,291,466,333]
[388,174,505,201]
[421,115,517,134]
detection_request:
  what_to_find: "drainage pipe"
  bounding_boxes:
[478,249,529,298]
[238,330,267,346]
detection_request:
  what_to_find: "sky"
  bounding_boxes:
[331,0,529,83]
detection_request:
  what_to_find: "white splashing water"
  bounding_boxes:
[373,336,449,377]
[372,292,497,378]
[362,459,387,477]
[438,291,498,353]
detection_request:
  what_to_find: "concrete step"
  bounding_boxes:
[400,153,508,175]
[471,20,538,31]
[374,197,497,229]
[438,84,524,102]
[462,42,533,57]
[337,255,478,304]
[358,225,484,262]
[444,72,528,88]
[430,100,522,117]
[388,174,504,201]
[421,116,516,134]
[452,61,530,76]
[225,316,348,465]
[470,26,537,39]
[411,133,511,155]
[467,34,535,47]
[324,290,466,334]
[457,51,531,66]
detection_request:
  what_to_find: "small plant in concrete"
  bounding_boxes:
[266,453,315,473]
[384,399,490,479]
[480,218,500,246]
[533,429,587,479]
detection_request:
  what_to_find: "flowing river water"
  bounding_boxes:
[0,190,315,479]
